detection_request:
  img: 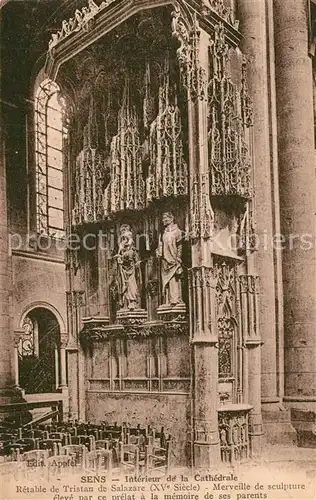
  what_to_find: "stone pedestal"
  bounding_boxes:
[157,302,186,322]
[116,308,147,325]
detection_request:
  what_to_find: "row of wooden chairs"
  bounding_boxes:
[1,421,172,477]
[0,439,171,480]
[1,422,170,456]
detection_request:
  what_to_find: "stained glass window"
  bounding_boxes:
[35,79,66,238]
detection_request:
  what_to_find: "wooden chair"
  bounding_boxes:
[0,433,16,442]
[86,449,112,476]
[15,438,37,452]
[94,439,109,450]
[49,432,64,440]
[61,444,86,467]
[22,449,49,465]
[119,443,141,475]
[22,429,48,440]
[38,439,62,455]
[146,439,171,476]
[69,434,94,449]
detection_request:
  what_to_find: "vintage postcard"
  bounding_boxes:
[0,0,315,499]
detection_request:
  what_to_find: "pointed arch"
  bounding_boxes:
[35,76,67,237]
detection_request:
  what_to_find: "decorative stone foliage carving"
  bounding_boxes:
[49,0,116,52]
[202,1,238,27]
[80,318,188,342]
[18,317,35,358]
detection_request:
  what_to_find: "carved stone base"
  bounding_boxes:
[116,308,147,325]
[157,302,187,322]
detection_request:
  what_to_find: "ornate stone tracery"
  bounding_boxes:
[44,0,260,467]
[147,61,188,202]
[208,24,253,199]
[218,409,250,464]
[214,258,238,380]
[104,78,145,215]
[72,94,110,226]
[172,8,207,101]
[202,1,238,27]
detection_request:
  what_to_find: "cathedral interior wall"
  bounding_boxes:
[12,255,66,331]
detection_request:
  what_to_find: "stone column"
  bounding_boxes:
[274,0,316,401]
[59,333,68,388]
[238,0,279,406]
[0,119,15,402]
[54,345,60,390]
[13,331,24,389]
[172,9,221,466]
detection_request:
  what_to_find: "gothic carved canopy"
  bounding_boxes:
[45,0,254,264]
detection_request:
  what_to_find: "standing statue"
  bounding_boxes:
[116,225,140,311]
[156,212,184,307]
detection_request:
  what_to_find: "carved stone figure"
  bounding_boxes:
[116,225,140,311]
[156,212,184,308]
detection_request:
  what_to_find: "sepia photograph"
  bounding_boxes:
[0,0,315,499]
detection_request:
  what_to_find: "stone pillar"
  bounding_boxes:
[172,9,221,467]
[238,0,279,406]
[13,330,24,390]
[54,345,60,390]
[274,0,316,400]
[13,336,20,388]
[59,333,68,388]
[0,119,15,402]
[190,266,220,467]
[193,339,220,466]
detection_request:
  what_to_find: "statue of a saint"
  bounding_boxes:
[156,212,184,307]
[116,225,140,311]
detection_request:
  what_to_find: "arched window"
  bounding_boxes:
[35,78,66,238]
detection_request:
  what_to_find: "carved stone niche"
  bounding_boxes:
[114,224,147,325]
[155,212,187,320]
